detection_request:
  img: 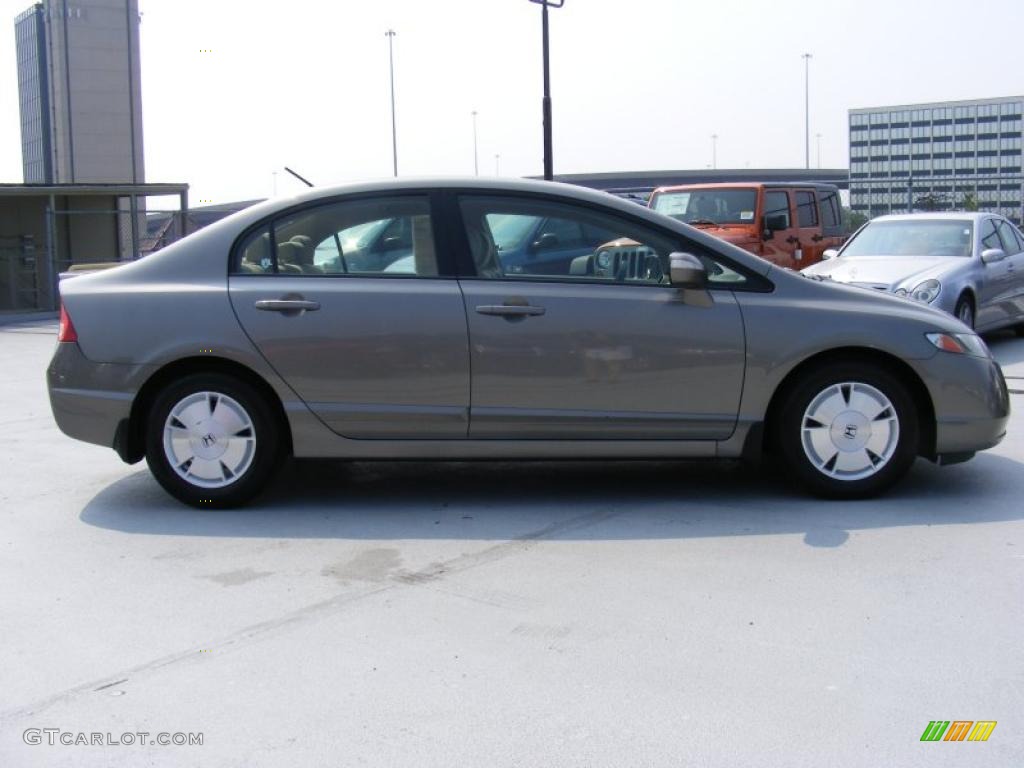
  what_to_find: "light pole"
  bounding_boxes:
[529,0,565,181]
[711,134,718,169]
[472,110,479,175]
[495,154,501,175]
[816,133,822,169]
[386,29,398,177]
[802,52,812,170]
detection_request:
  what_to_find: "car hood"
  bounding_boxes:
[801,255,966,288]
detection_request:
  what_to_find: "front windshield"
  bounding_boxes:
[651,188,757,225]
[486,213,540,251]
[842,220,974,258]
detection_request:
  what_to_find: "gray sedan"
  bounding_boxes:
[48,179,1010,507]
[802,212,1024,332]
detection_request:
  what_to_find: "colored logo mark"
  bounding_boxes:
[920,720,996,742]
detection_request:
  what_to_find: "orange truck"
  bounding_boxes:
[647,182,845,269]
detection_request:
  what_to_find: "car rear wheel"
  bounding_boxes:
[145,373,281,508]
[954,295,975,329]
[776,364,918,498]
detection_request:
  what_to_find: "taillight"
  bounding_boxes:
[58,303,78,342]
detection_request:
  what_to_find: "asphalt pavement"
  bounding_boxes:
[1,319,1022,767]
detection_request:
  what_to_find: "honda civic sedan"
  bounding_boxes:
[48,179,1010,507]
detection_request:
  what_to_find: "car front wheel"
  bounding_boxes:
[145,373,281,507]
[954,295,975,329]
[776,364,919,498]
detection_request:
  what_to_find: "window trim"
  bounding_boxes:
[228,190,457,279]
[448,190,774,293]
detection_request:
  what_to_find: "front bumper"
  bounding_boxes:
[915,351,1010,456]
[47,342,154,452]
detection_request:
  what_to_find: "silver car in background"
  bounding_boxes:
[802,212,1024,332]
[47,179,1010,507]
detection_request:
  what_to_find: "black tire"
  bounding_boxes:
[954,295,975,329]
[145,373,282,508]
[774,363,919,499]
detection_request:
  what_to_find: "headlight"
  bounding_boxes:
[894,288,908,297]
[926,332,990,358]
[909,279,940,303]
[596,250,611,269]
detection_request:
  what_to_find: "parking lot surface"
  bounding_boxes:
[1,318,1022,767]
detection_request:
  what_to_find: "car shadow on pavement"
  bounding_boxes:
[80,451,1024,548]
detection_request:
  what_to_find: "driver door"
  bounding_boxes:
[455,195,747,440]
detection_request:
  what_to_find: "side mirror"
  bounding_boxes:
[981,248,1006,264]
[669,252,707,288]
[762,214,788,240]
[822,248,839,260]
[531,232,559,252]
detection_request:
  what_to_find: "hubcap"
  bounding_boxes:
[163,392,255,489]
[801,382,899,481]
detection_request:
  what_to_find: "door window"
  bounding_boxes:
[795,191,819,227]
[458,196,750,287]
[763,191,791,228]
[980,219,1002,252]
[231,197,438,276]
[994,219,1022,255]
[817,190,841,228]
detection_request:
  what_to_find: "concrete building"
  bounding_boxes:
[14,0,144,184]
[0,183,187,313]
[849,96,1023,223]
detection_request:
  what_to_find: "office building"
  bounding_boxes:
[14,0,144,184]
[849,96,1023,223]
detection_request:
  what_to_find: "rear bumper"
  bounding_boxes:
[47,342,152,453]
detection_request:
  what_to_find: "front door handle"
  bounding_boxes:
[475,304,545,317]
[785,236,800,244]
[254,298,321,313]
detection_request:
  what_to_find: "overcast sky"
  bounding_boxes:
[1,0,1022,205]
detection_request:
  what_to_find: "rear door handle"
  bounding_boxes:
[254,299,321,312]
[475,304,545,317]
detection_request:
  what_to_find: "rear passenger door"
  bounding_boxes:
[792,190,822,266]
[228,194,471,439]
[815,188,845,257]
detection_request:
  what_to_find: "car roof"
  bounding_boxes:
[651,182,837,194]
[870,212,999,222]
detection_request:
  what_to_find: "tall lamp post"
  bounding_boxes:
[801,52,812,170]
[529,0,564,181]
[472,110,479,175]
[495,154,501,175]
[386,29,398,177]
[816,133,822,169]
[711,134,718,169]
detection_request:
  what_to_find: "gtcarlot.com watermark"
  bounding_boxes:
[23,729,203,747]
